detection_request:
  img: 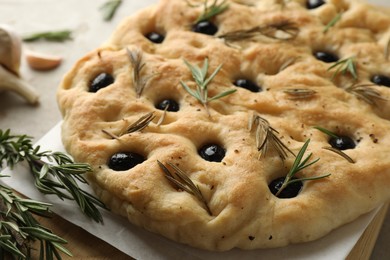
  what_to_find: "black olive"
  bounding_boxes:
[108,152,145,171]
[371,75,390,87]
[89,73,114,93]
[199,144,225,162]
[269,177,303,198]
[314,51,339,63]
[192,20,218,35]
[306,0,326,9]
[145,32,165,44]
[156,99,179,112]
[329,136,356,150]
[233,79,261,92]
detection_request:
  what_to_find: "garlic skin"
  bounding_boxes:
[0,24,21,75]
[0,66,39,104]
[0,24,39,104]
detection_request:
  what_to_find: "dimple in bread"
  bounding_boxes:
[57,0,390,251]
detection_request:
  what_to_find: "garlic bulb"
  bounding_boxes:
[0,24,39,104]
[0,24,21,75]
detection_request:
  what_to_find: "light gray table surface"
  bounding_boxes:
[0,0,388,259]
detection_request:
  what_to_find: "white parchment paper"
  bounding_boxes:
[0,122,382,260]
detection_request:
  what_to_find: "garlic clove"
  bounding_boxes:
[0,24,22,75]
[25,50,62,71]
[0,65,39,105]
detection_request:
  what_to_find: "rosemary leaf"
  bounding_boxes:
[0,129,106,223]
[283,88,317,100]
[345,83,388,106]
[208,89,237,101]
[156,106,169,127]
[248,114,295,160]
[322,146,355,163]
[101,129,120,140]
[157,160,212,215]
[0,239,25,258]
[181,81,200,99]
[232,0,255,6]
[0,189,13,204]
[180,58,236,116]
[279,57,299,72]
[218,20,299,43]
[275,139,331,197]
[287,174,331,183]
[100,0,122,21]
[195,0,229,23]
[23,30,72,42]
[323,13,342,33]
[327,56,357,81]
[52,241,73,257]
[20,227,67,243]
[1,222,20,233]
[313,126,339,138]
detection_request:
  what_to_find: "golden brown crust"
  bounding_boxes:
[58,0,390,251]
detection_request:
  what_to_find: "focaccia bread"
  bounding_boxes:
[57,0,390,251]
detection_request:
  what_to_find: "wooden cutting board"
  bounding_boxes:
[29,203,389,260]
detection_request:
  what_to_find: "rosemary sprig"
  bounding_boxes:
[0,129,106,223]
[127,48,157,98]
[195,0,229,23]
[328,56,358,81]
[122,112,155,135]
[0,183,72,259]
[323,13,342,33]
[313,126,355,163]
[248,114,295,160]
[127,48,146,98]
[157,161,212,215]
[275,139,331,197]
[283,88,317,100]
[218,20,299,43]
[345,83,388,106]
[100,0,122,21]
[180,58,236,116]
[23,30,72,42]
[102,112,156,139]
